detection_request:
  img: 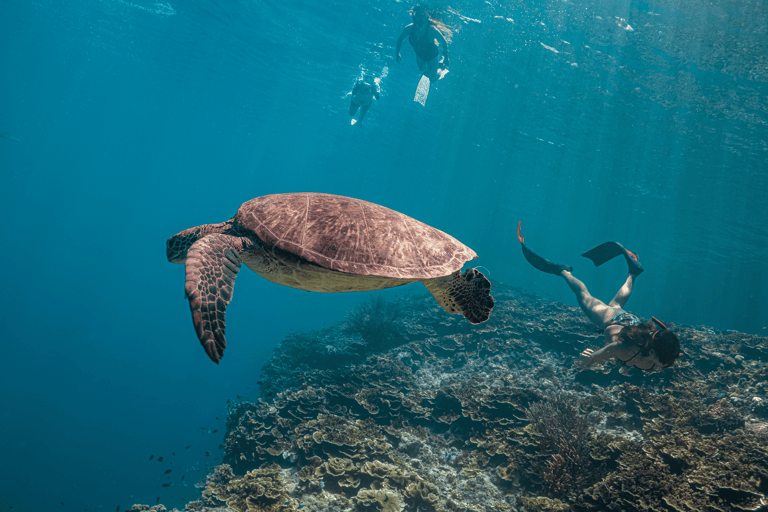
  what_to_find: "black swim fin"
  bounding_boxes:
[582,241,644,276]
[517,222,573,275]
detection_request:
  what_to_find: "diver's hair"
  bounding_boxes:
[618,320,680,366]
[652,330,681,366]
[410,4,453,43]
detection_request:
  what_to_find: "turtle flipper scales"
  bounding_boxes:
[423,268,494,324]
[184,234,246,363]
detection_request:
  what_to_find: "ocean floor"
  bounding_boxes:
[133,282,768,512]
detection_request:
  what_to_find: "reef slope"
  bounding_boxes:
[136,283,768,512]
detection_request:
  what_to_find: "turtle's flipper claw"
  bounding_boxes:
[184,234,244,364]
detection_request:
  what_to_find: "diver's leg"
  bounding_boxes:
[349,100,359,116]
[425,57,439,81]
[561,270,615,327]
[358,105,370,124]
[607,274,636,309]
[416,56,427,73]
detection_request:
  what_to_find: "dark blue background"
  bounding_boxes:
[1,0,766,510]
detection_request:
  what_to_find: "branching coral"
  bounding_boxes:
[542,439,580,497]
[524,394,601,497]
[344,295,404,345]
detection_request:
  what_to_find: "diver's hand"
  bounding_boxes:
[396,52,401,63]
[575,349,595,368]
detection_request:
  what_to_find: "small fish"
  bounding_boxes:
[156,497,160,504]
[181,475,185,481]
[157,456,164,462]
[215,417,219,420]
[165,469,172,474]
[218,444,224,449]
[162,483,170,488]
[0,132,20,141]
[205,451,211,456]
[212,429,218,433]
[257,381,263,385]
[149,455,154,460]
[116,506,120,512]
[61,503,65,506]
[185,446,191,449]
[172,452,175,456]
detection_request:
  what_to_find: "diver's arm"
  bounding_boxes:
[579,342,621,366]
[434,27,449,66]
[396,25,412,62]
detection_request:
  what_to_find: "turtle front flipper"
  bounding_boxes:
[423,269,494,324]
[184,234,248,363]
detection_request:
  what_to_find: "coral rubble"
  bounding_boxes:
[136,283,768,511]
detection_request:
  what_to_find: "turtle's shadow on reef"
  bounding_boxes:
[140,281,768,512]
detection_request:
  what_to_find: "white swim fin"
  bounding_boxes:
[414,75,430,105]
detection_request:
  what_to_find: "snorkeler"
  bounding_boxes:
[517,222,682,371]
[349,76,380,125]
[395,6,450,83]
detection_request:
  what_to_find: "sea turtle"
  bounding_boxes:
[166,193,494,363]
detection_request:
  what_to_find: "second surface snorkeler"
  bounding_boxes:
[349,76,380,125]
[517,222,682,371]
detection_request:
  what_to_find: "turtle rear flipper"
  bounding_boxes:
[423,268,494,324]
[184,234,248,363]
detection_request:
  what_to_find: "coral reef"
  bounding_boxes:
[524,395,601,498]
[133,283,768,512]
[344,295,404,345]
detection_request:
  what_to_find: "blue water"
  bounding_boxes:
[1,0,766,510]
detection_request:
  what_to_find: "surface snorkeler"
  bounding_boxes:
[517,222,682,371]
[395,6,450,83]
[349,77,380,125]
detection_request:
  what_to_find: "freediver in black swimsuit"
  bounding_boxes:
[395,6,450,83]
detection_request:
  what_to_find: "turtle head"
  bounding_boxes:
[166,222,232,263]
